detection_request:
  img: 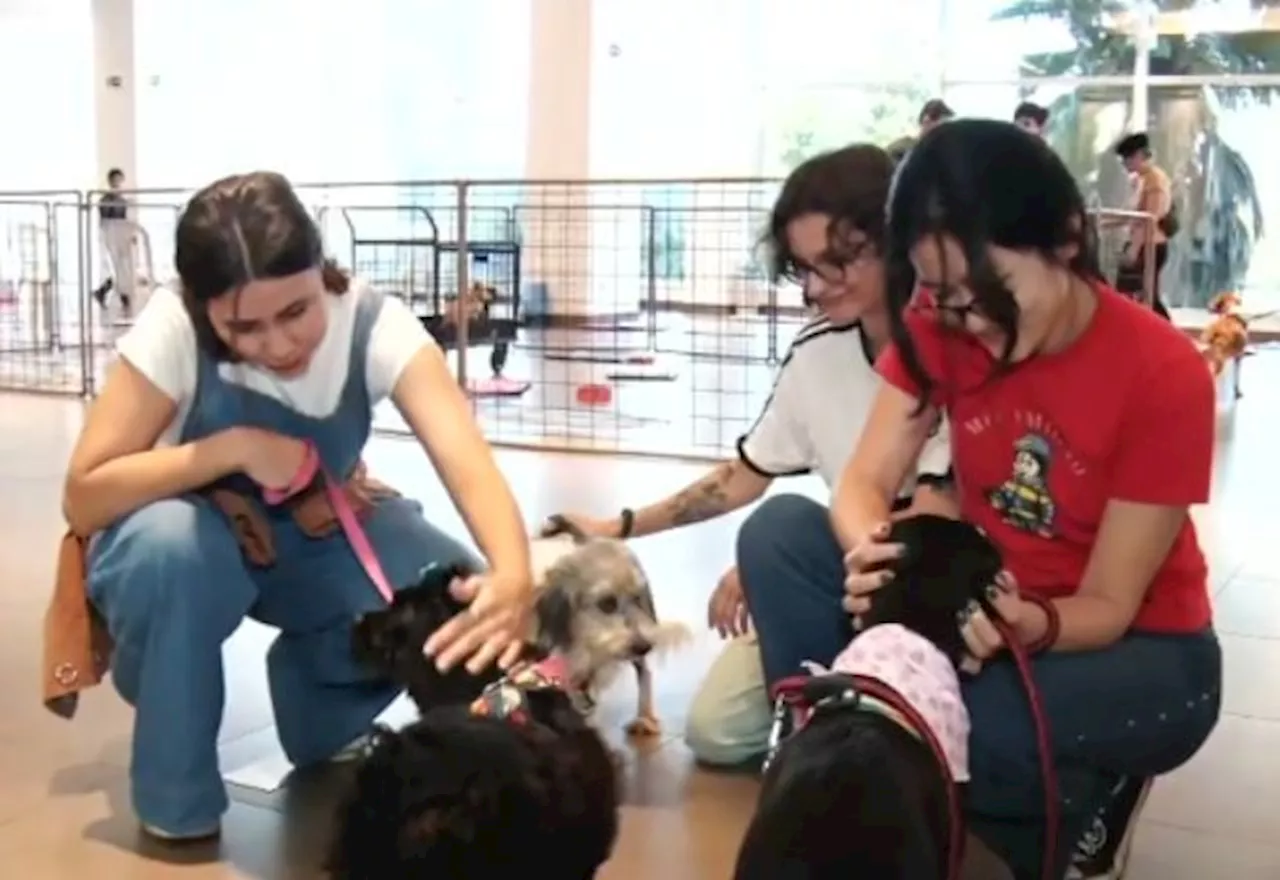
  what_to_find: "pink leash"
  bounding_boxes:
[262,442,395,604]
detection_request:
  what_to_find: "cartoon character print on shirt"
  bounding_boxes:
[987,432,1057,539]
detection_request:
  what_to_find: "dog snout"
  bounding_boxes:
[628,637,653,658]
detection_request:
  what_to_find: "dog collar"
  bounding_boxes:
[468,655,574,725]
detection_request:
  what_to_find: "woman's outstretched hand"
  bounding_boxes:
[424,570,534,674]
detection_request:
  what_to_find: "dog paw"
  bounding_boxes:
[624,715,662,738]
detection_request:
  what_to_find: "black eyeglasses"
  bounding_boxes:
[781,239,873,287]
[910,285,983,324]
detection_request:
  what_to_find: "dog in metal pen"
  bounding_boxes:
[350,514,688,735]
[733,514,1005,880]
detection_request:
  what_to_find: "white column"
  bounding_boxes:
[91,0,137,188]
[521,0,611,319]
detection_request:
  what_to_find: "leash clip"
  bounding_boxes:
[762,675,818,772]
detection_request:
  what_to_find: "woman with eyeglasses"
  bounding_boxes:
[547,143,955,767]
[740,119,1221,878]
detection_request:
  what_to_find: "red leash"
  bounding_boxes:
[768,618,1059,880]
[992,616,1059,880]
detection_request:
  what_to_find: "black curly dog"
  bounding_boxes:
[350,561,531,710]
[333,563,619,879]
[733,514,1005,880]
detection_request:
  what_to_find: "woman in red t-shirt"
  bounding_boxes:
[834,120,1221,878]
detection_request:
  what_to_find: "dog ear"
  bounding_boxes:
[535,586,575,650]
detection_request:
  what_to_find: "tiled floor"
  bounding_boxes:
[1,352,1279,878]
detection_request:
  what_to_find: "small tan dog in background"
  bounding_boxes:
[1199,291,1272,378]
[441,281,496,326]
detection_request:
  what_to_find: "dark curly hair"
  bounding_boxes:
[763,143,896,284]
[174,170,349,361]
[328,702,618,880]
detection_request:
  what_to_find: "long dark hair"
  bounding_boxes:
[885,118,1102,404]
[763,144,896,283]
[174,171,349,361]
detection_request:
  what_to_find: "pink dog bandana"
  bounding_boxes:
[817,623,970,782]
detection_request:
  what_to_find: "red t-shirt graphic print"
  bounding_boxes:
[878,287,1214,633]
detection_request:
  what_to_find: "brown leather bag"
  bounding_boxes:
[41,533,113,719]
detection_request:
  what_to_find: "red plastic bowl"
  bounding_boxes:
[575,383,613,405]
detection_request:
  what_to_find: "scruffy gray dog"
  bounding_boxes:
[530,516,690,735]
[352,516,689,737]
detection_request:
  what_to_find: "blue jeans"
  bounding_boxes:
[88,494,476,837]
[737,494,1222,879]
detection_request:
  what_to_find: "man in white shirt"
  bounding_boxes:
[550,144,954,766]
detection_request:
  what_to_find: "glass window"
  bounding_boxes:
[589,0,766,176]
[941,81,1132,201]
[947,0,1280,81]
[134,0,529,187]
[1147,83,1279,311]
[759,84,937,176]
[762,0,945,87]
[942,0,1090,80]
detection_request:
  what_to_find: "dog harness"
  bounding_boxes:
[468,654,574,725]
[768,622,1060,880]
[809,623,969,782]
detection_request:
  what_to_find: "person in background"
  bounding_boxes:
[743,119,1219,879]
[61,171,533,843]
[1113,132,1175,320]
[1013,101,1050,138]
[95,167,136,312]
[917,98,955,136]
[550,144,955,768]
[886,135,916,164]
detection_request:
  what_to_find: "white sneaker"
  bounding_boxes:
[141,822,220,843]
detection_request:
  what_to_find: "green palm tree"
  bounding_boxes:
[994,0,1277,306]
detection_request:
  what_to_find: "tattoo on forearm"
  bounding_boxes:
[668,464,735,527]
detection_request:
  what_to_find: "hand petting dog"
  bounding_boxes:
[842,520,1050,672]
[424,570,533,675]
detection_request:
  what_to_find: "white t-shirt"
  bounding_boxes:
[737,318,951,493]
[117,283,431,446]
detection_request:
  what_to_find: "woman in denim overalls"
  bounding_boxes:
[62,172,533,841]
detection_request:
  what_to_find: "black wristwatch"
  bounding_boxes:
[618,508,636,538]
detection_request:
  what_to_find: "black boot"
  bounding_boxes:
[1067,776,1152,879]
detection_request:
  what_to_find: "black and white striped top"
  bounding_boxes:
[737,316,951,494]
